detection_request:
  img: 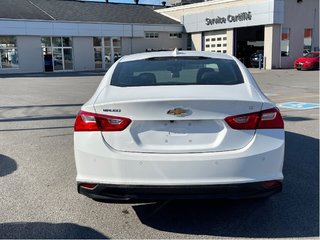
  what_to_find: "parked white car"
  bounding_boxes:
[74,50,284,201]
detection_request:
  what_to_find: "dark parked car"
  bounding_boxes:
[250,51,264,68]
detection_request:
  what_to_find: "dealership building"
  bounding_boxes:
[158,0,319,69]
[0,0,318,73]
[0,0,185,73]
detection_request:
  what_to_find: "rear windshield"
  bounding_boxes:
[111,57,244,87]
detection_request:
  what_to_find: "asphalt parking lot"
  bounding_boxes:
[0,69,319,239]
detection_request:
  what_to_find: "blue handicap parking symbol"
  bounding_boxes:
[277,102,320,110]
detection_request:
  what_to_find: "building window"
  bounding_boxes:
[0,36,19,69]
[169,33,182,38]
[304,28,312,54]
[93,37,122,69]
[41,36,73,72]
[104,37,111,66]
[281,28,290,56]
[145,32,159,39]
[112,37,121,63]
[104,37,121,68]
[93,37,102,69]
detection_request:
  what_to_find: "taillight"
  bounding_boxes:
[79,183,97,189]
[74,110,131,132]
[225,108,284,130]
[261,180,282,189]
[258,108,284,129]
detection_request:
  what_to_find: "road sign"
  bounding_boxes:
[277,102,320,110]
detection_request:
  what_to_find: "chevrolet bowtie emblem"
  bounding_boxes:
[167,108,189,116]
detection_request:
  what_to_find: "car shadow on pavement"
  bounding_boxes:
[282,116,315,122]
[0,103,83,109]
[0,222,108,239]
[0,154,17,177]
[133,131,319,238]
[0,115,77,122]
[0,126,73,132]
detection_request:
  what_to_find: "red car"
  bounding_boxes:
[294,51,319,70]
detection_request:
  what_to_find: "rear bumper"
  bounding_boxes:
[78,181,282,201]
[74,129,285,186]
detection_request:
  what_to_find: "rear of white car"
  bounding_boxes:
[74,51,284,201]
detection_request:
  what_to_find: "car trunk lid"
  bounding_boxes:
[94,84,263,153]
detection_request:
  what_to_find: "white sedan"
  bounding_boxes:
[74,50,284,201]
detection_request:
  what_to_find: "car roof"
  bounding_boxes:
[119,50,234,62]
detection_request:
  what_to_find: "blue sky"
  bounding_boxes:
[85,0,163,5]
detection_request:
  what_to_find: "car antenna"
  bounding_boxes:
[172,48,179,57]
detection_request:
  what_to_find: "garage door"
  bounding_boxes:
[204,30,227,53]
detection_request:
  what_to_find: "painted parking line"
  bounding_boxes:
[277,102,320,110]
[271,94,319,102]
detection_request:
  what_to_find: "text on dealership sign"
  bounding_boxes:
[205,12,252,25]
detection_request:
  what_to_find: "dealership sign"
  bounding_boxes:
[183,1,284,33]
[205,12,252,25]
